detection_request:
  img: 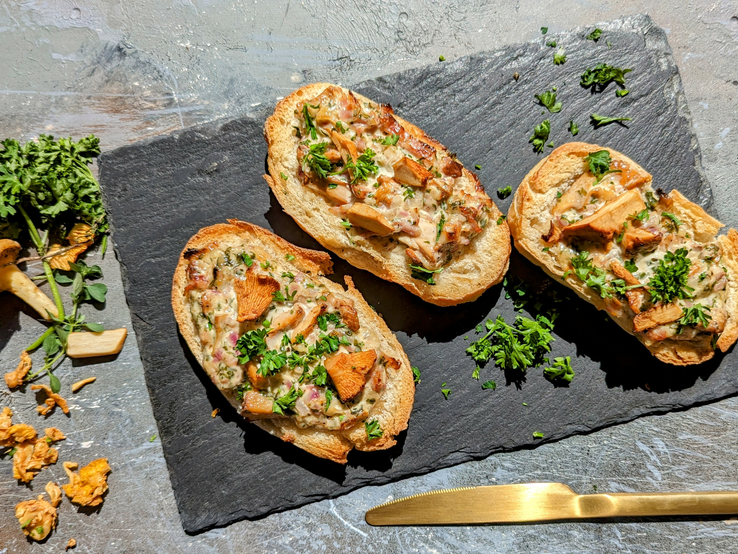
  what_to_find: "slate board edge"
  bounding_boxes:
[97,14,725,534]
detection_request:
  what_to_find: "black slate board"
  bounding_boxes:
[100,15,737,534]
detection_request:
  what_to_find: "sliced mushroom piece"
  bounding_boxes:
[327,294,360,331]
[347,203,395,236]
[561,189,646,242]
[329,130,359,180]
[542,220,564,244]
[610,260,645,314]
[268,305,306,336]
[66,328,127,358]
[292,303,327,340]
[324,349,377,402]
[441,157,463,178]
[622,227,661,255]
[234,272,280,322]
[374,175,399,207]
[392,157,433,188]
[633,302,682,333]
[246,361,269,390]
[242,391,275,416]
[0,239,58,320]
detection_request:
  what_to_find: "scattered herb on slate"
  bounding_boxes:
[412,366,421,384]
[535,89,562,113]
[475,164,482,170]
[441,382,451,399]
[586,28,602,41]
[546,40,557,47]
[532,431,544,439]
[529,119,551,153]
[616,89,629,98]
[482,380,497,390]
[467,314,556,372]
[472,365,481,380]
[553,48,567,65]
[569,120,579,136]
[439,55,446,62]
[648,247,694,304]
[541,27,548,35]
[498,186,513,199]
[591,114,632,128]
[149,434,157,442]
[544,356,575,383]
[580,63,632,92]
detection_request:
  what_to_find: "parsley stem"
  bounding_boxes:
[26,326,55,353]
[43,260,65,319]
[17,205,43,253]
[25,349,64,381]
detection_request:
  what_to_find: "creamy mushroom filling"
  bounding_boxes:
[543,158,728,348]
[293,85,493,276]
[185,244,392,431]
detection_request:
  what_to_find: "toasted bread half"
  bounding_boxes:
[264,83,510,306]
[172,220,414,463]
[509,142,738,366]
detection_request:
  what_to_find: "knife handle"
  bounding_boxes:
[582,491,738,518]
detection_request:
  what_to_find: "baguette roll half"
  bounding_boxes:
[172,220,414,463]
[264,83,510,306]
[508,142,738,366]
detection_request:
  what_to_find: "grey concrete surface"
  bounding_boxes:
[0,1,737,553]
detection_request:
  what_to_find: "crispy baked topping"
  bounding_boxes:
[294,85,493,277]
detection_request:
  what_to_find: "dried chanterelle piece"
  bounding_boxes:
[47,222,95,271]
[0,239,58,320]
[5,350,32,389]
[14,484,60,541]
[66,538,77,550]
[71,377,96,393]
[31,383,70,416]
[63,458,111,506]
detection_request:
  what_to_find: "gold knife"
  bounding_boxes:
[365,483,738,525]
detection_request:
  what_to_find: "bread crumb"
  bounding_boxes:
[66,537,77,549]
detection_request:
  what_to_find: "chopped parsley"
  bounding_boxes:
[580,63,632,92]
[529,119,551,153]
[337,148,379,184]
[365,419,384,440]
[475,164,482,170]
[541,27,548,34]
[340,219,352,229]
[570,251,634,299]
[303,141,333,179]
[466,314,555,372]
[376,134,399,146]
[546,40,557,47]
[543,356,575,383]
[324,388,333,412]
[436,213,446,241]
[285,254,295,261]
[441,382,451,399]
[240,252,254,267]
[272,386,303,415]
[616,89,629,98]
[280,172,288,180]
[648,248,694,304]
[633,208,649,222]
[535,89,562,113]
[553,48,567,65]
[569,120,579,136]
[590,113,632,128]
[661,211,681,231]
[532,431,544,439]
[258,350,288,377]
[402,186,416,200]
[482,380,497,390]
[624,259,638,273]
[439,55,446,62]
[302,103,320,139]
[472,365,481,380]
[317,311,343,332]
[410,263,443,285]
[308,364,329,386]
[334,121,347,133]
[584,150,621,185]
[497,185,513,199]
[412,365,421,384]
[235,328,268,363]
[497,214,507,225]
[586,28,602,41]
[679,304,711,328]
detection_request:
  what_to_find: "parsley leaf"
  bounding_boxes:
[535,89,562,113]
[590,114,632,128]
[302,103,320,139]
[624,259,638,273]
[257,350,287,377]
[317,311,342,332]
[235,328,268,364]
[616,89,629,98]
[272,386,303,415]
[482,380,497,390]
[409,264,443,285]
[569,120,579,136]
[648,248,694,304]
[472,365,481,380]
[570,251,636,299]
[532,431,544,439]
[580,63,632,92]
[543,356,575,383]
[586,28,602,41]
[529,119,551,153]
[334,148,378,184]
[411,365,421,384]
[553,48,567,65]
[376,134,399,146]
[365,419,384,440]
[497,186,513,199]
[661,211,681,231]
[541,27,548,34]
[436,213,446,241]
[584,150,622,185]
[441,382,451,399]
[240,252,254,267]
[303,141,333,179]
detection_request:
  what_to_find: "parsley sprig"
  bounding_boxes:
[584,150,621,185]
[543,356,575,383]
[529,119,551,153]
[580,63,632,92]
[535,89,562,113]
[409,264,443,285]
[679,304,711,328]
[648,248,694,304]
[303,142,333,179]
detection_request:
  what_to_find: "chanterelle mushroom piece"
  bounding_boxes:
[63,458,111,507]
[0,239,58,320]
[234,272,280,322]
[5,350,32,389]
[31,384,70,415]
[324,349,377,401]
[48,222,95,271]
[347,203,395,236]
[15,493,58,541]
[633,302,683,333]
[392,157,433,188]
[561,189,646,242]
[45,481,63,508]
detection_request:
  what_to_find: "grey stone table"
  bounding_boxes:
[1,1,737,552]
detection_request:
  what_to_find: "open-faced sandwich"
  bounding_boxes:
[508,142,738,366]
[264,83,510,306]
[172,220,414,463]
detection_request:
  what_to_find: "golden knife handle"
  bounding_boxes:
[581,492,738,518]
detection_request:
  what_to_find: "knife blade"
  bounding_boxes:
[365,483,738,525]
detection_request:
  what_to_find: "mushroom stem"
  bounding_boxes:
[0,264,59,320]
